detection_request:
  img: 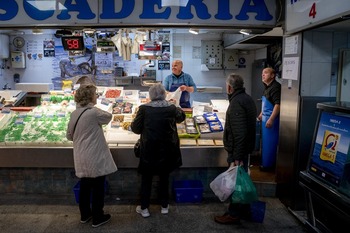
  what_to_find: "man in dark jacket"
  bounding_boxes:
[214,74,257,225]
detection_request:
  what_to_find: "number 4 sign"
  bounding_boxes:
[309,3,316,18]
[286,0,350,34]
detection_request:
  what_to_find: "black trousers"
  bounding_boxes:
[140,172,169,209]
[79,176,105,220]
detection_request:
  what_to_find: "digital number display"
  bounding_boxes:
[61,36,85,51]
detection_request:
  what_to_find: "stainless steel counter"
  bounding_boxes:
[0,146,227,168]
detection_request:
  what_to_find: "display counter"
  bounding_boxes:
[0,88,227,168]
[0,145,227,168]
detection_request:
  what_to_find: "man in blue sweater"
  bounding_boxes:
[163,60,197,108]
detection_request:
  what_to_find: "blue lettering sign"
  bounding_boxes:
[236,0,273,21]
[0,0,18,21]
[177,0,210,20]
[24,0,54,20]
[140,0,170,19]
[216,0,233,20]
[0,0,275,26]
[100,0,135,19]
[57,0,95,20]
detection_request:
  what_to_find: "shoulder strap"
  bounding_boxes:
[72,108,90,136]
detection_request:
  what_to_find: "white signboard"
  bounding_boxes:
[286,0,350,34]
[284,35,299,55]
[282,57,299,80]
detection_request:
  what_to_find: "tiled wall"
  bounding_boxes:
[0,167,275,201]
[0,167,224,197]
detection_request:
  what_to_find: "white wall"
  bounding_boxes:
[159,32,256,96]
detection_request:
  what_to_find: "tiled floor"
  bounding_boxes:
[0,194,308,233]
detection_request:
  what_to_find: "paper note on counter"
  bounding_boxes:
[214,140,224,146]
[180,139,197,146]
[197,139,215,146]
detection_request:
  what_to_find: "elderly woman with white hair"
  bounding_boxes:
[131,83,186,218]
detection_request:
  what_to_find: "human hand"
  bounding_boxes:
[168,99,176,105]
[179,85,187,91]
[234,160,243,166]
[266,119,273,128]
[257,113,262,121]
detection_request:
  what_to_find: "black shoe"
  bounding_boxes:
[92,214,111,228]
[80,215,92,224]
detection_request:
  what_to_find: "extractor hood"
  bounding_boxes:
[224,27,283,50]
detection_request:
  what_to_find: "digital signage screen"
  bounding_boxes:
[309,111,350,196]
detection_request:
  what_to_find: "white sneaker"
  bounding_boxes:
[136,205,150,218]
[161,205,169,214]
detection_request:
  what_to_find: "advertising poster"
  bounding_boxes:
[43,39,55,57]
[309,111,350,187]
[158,31,170,70]
[158,60,170,70]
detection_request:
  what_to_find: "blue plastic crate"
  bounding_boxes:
[251,201,266,223]
[73,180,108,204]
[173,180,203,203]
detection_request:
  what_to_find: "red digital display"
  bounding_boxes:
[61,36,85,51]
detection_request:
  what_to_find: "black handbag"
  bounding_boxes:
[134,139,141,158]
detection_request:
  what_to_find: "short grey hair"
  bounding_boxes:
[149,83,166,101]
[226,73,244,89]
[74,84,96,106]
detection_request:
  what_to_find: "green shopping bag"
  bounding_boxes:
[231,166,258,204]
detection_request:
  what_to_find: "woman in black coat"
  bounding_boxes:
[131,83,186,218]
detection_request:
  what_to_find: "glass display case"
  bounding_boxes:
[0,90,227,168]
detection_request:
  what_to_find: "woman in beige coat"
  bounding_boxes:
[66,84,117,228]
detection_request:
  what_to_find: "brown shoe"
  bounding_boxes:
[214,214,241,225]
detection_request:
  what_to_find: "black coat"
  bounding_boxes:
[223,88,257,163]
[131,100,186,174]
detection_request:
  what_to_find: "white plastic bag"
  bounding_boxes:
[166,87,182,107]
[209,166,238,202]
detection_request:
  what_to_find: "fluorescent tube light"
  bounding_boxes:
[239,29,252,36]
[189,28,199,35]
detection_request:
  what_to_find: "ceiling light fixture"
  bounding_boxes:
[32,28,43,34]
[189,28,199,35]
[9,30,25,36]
[83,28,96,34]
[239,29,252,36]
